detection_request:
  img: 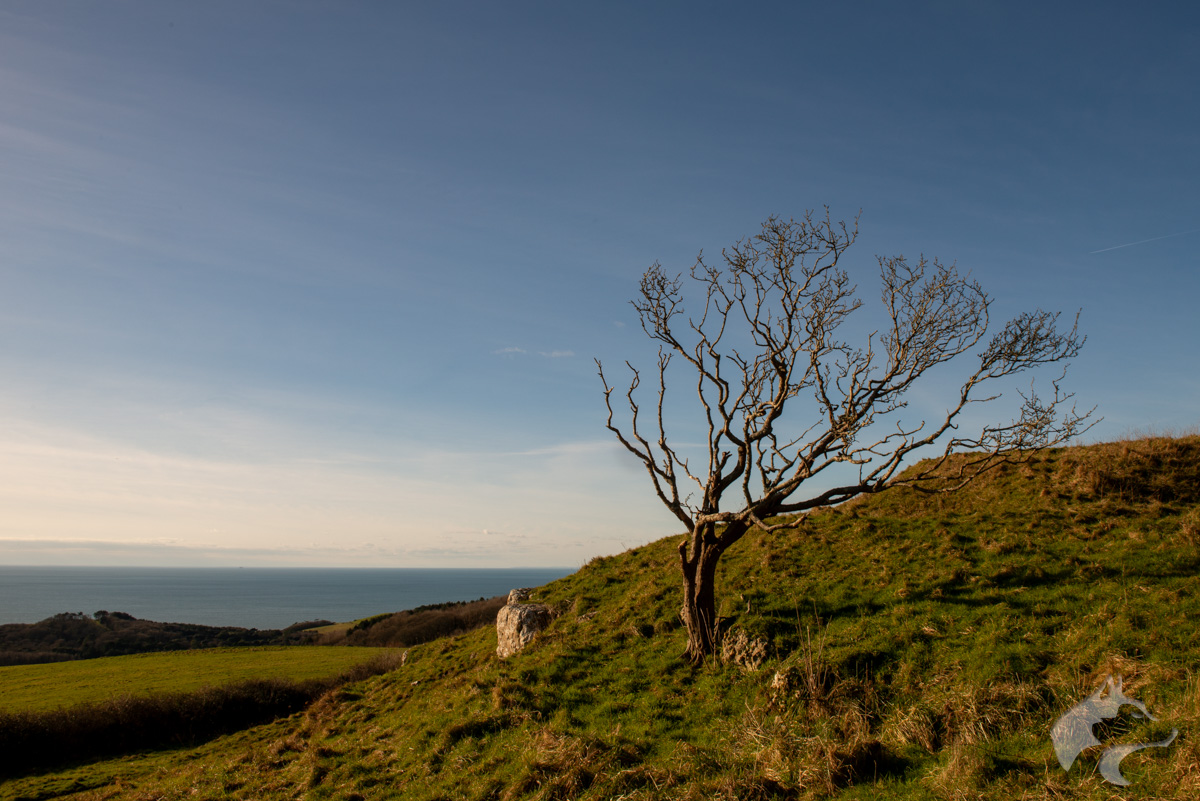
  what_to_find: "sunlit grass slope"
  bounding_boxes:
[6,435,1199,801]
[0,647,396,714]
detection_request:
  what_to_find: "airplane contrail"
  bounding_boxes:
[1090,228,1200,254]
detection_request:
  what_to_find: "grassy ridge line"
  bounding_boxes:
[287,597,506,642]
[329,596,507,648]
[6,435,1200,800]
[0,650,404,780]
[0,647,395,714]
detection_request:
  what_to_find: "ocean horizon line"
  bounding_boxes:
[0,565,575,629]
[1,564,577,570]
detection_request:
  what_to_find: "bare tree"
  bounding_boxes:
[597,211,1094,664]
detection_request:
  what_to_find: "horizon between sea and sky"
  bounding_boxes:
[1,3,1197,569]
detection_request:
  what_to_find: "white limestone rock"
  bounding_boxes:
[495,590,553,659]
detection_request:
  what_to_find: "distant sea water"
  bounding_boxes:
[0,566,574,630]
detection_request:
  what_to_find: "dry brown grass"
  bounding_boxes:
[501,727,665,801]
[882,703,940,752]
[1179,506,1200,546]
[921,741,991,799]
[736,703,886,796]
[1056,432,1200,504]
[505,728,602,801]
[1148,669,1200,799]
[938,680,1048,746]
[733,626,892,797]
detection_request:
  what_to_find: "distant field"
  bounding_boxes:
[0,646,395,713]
[308,619,359,636]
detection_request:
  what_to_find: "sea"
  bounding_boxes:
[0,566,574,630]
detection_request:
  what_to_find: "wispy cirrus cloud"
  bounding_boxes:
[492,347,574,358]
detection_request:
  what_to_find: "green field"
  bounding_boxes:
[0,646,395,713]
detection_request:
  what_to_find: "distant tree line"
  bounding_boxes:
[1,596,512,666]
[0,611,326,666]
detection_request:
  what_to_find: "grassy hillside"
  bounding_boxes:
[0,647,396,714]
[322,597,509,648]
[3,435,1198,800]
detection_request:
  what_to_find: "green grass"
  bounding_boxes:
[309,620,358,636]
[3,435,1198,800]
[0,647,395,713]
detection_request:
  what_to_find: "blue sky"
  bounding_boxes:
[1,2,1197,567]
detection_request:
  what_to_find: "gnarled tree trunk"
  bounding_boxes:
[679,542,719,663]
[679,521,747,663]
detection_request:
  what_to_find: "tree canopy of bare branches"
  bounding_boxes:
[597,211,1094,663]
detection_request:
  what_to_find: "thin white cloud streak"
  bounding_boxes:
[0,409,674,567]
[1089,228,1200,254]
[0,532,556,568]
[490,348,575,358]
[506,441,620,458]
